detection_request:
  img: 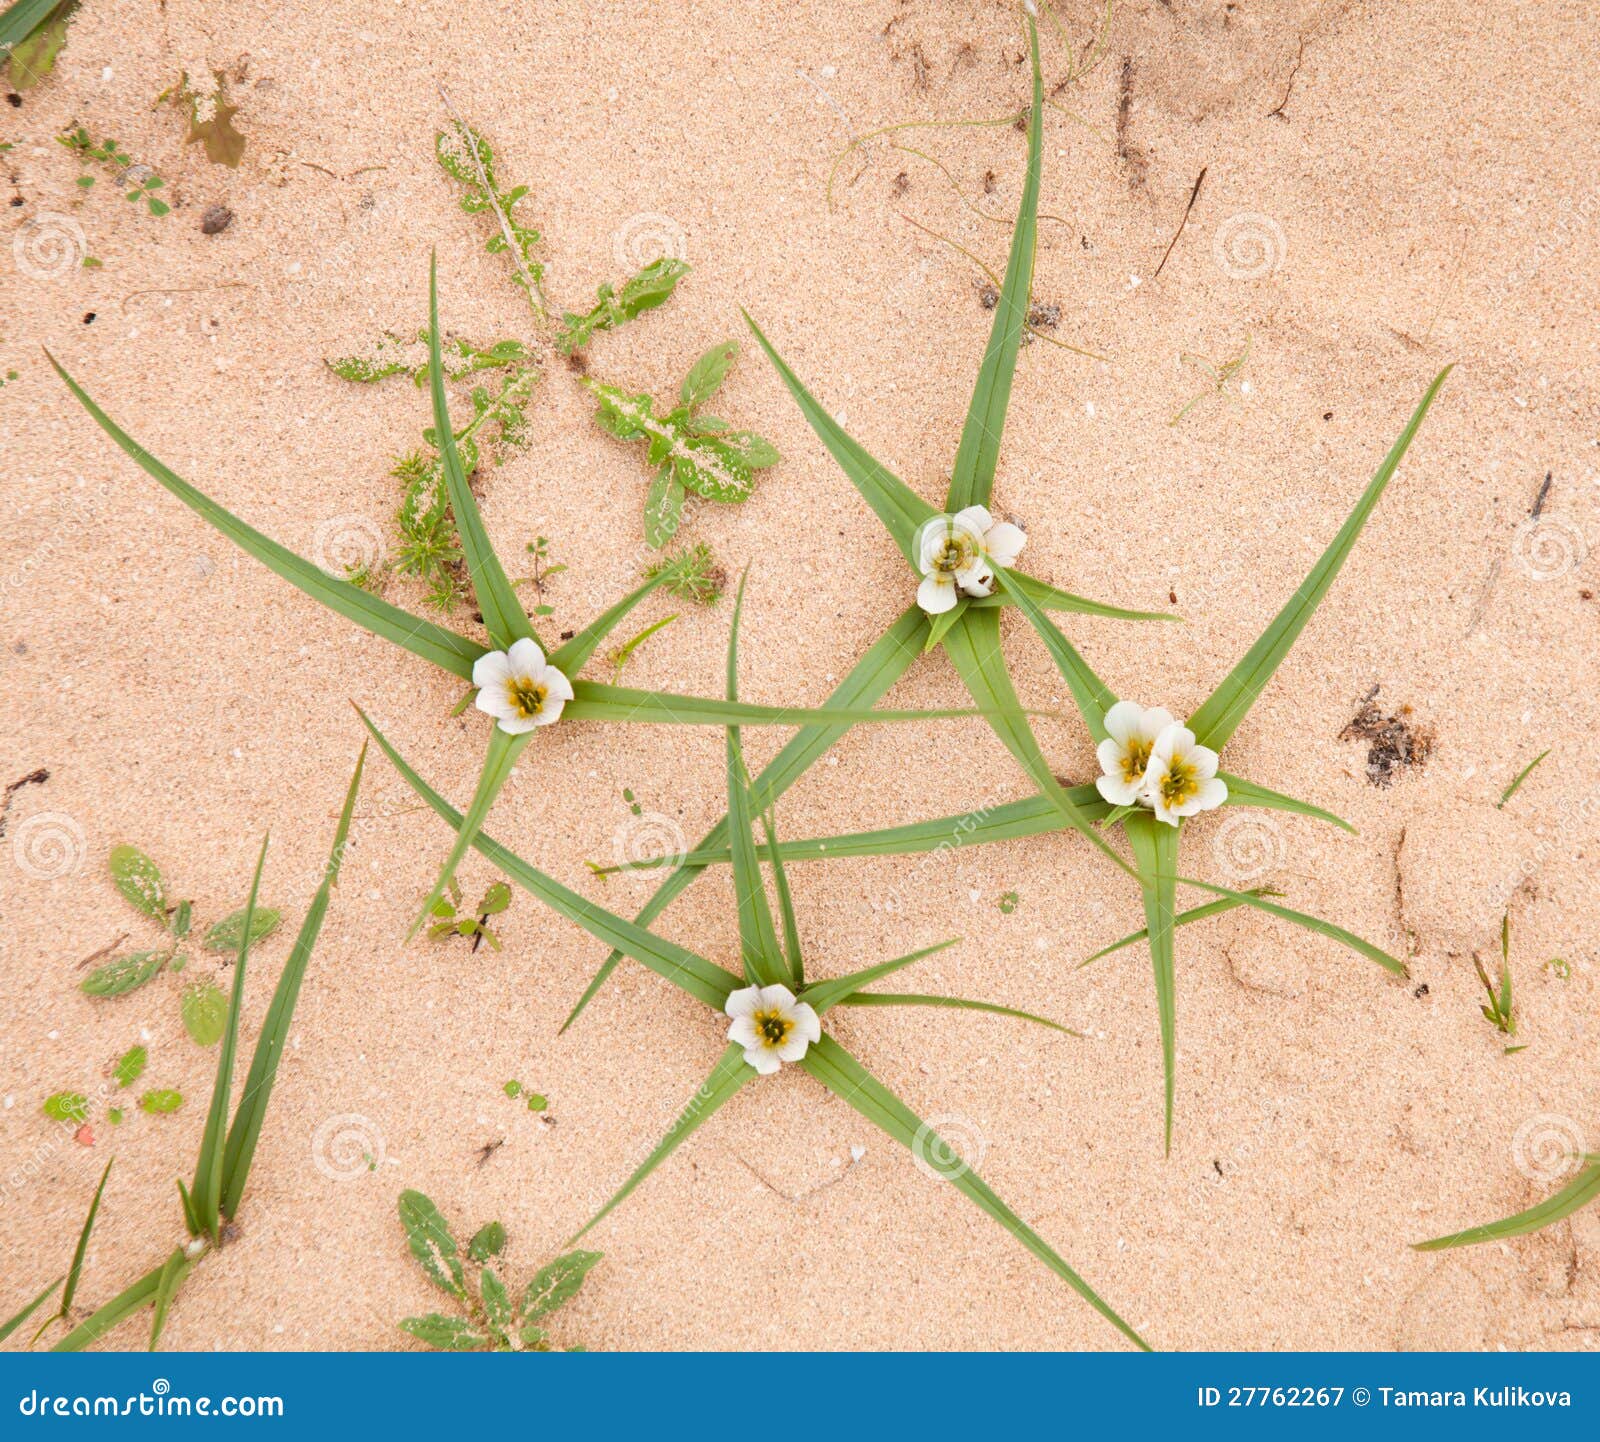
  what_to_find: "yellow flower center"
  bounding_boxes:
[508,677,548,719]
[1158,757,1199,806]
[1121,739,1153,784]
[755,1009,793,1048]
[930,529,980,576]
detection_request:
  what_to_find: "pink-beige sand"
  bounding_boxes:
[2,0,1598,1350]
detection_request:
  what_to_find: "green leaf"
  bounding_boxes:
[521,1250,602,1320]
[801,1035,1148,1351]
[399,1189,467,1300]
[109,844,167,921]
[181,979,228,1047]
[759,803,803,989]
[1413,1161,1600,1251]
[48,352,488,681]
[1125,812,1180,1154]
[80,950,168,997]
[975,568,1177,623]
[60,1157,113,1317]
[147,1247,192,1352]
[548,570,668,676]
[573,1044,753,1242]
[481,1267,512,1330]
[1217,772,1355,833]
[0,1277,62,1344]
[177,73,246,167]
[478,881,511,917]
[1498,749,1551,809]
[561,679,993,729]
[5,0,75,90]
[203,906,281,953]
[993,567,1117,738]
[681,340,738,411]
[468,1221,506,1262]
[400,1313,487,1351]
[802,938,960,1014]
[192,835,267,1239]
[139,1089,184,1114]
[1077,890,1281,968]
[1185,367,1452,751]
[0,0,61,51]
[43,1091,89,1123]
[837,992,1080,1035]
[944,13,1042,513]
[643,468,687,549]
[50,1260,165,1352]
[428,255,533,650]
[222,745,366,1218]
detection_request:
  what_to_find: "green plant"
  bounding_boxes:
[557,257,690,354]
[1497,748,1550,808]
[1,0,77,91]
[57,127,169,215]
[397,1190,596,1351]
[160,70,247,168]
[587,340,781,548]
[51,262,992,951]
[428,878,511,952]
[644,541,725,605]
[360,573,1141,1348]
[1474,913,1520,1048]
[0,1158,109,1346]
[1414,1153,1600,1252]
[0,749,367,1350]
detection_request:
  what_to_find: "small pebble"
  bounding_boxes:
[201,205,234,235]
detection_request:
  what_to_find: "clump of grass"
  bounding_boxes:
[1474,913,1522,1052]
[396,1190,596,1351]
[644,541,725,605]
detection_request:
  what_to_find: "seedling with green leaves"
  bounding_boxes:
[397,1190,596,1351]
[429,878,512,952]
[644,541,726,605]
[1414,1149,1600,1253]
[358,578,1142,1350]
[1,749,367,1351]
[558,257,690,355]
[57,127,169,215]
[1474,913,1520,1049]
[586,340,781,548]
[52,260,995,950]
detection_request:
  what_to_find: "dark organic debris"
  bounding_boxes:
[0,767,49,839]
[201,204,233,234]
[1026,301,1060,329]
[1340,687,1434,787]
[978,283,999,310]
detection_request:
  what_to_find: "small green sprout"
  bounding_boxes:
[644,541,726,605]
[998,889,1019,914]
[1474,913,1518,1043]
[557,257,691,354]
[57,127,169,215]
[428,878,512,952]
[1497,748,1550,808]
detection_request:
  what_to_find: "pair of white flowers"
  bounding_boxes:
[1094,700,1227,827]
[915,506,1027,615]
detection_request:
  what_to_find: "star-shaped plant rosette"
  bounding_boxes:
[359,577,1149,1351]
[49,262,1004,938]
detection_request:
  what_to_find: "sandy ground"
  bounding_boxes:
[2,0,1598,1352]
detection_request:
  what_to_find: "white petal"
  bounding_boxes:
[1139,708,1177,744]
[543,665,575,703]
[917,572,958,614]
[728,1015,759,1048]
[1096,736,1126,775]
[744,1047,781,1075]
[952,504,994,534]
[1190,743,1221,781]
[1193,776,1228,812]
[474,681,517,722]
[1148,796,1181,827]
[472,650,512,690]
[529,696,565,727]
[776,1033,812,1063]
[957,565,994,597]
[1096,774,1141,806]
[790,1002,822,1044]
[757,984,797,1011]
[495,713,540,735]
[916,517,950,573]
[505,636,547,676]
[1102,700,1145,747]
[724,985,762,1019]
[983,521,1027,567]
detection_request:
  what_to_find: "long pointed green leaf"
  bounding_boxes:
[58,1157,113,1319]
[1,0,60,51]
[221,745,366,1219]
[571,1044,753,1242]
[1186,368,1452,751]
[357,708,741,1008]
[0,1277,62,1343]
[996,566,1117,738]
[1174,875,1407,977]
[192,835,267,1240]
[801,1036,1149,1350]
[428,254,532,650]
[50,1262,166,1352]
[1126,813,1179,1154]
[549,572,667,676]
[838,992,1080,1035]
[944,12,1042,513]
[802,938,960,1014]
[1217,772,1355,833]
[1078,889,1281,969]
[563,681,994,728]
[147,1248,193,1352]
[742,313,935,564]
[974,570,1177,623]
[48,353,486,681]
[761,804,803,990]
[1414,1161,1600,1251]
[561,605,927,1031]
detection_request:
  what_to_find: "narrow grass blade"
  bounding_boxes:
[1185,368,1453,751]
[837,993,1080,1035]
[995,567,1117,737]
[724,572,784,987]
[1125,812,1179,1154]
[1413,1161,1600,1251]
[801,1036,1149,1350]
[358,708,741,1008]
[407,726,527,939]
[147,1248,193,1352]
[1218,772,1355,833]
[59,1157,113,1318]
[48,353,486,681]
[1078,889,1280,969]
[561,605,927,1031]
[570,1044,753,1243]
[761,805,803,990]
[742,313,934,565]
[976,570,1177,623]
[1174,875,1407,977]
[221,745,366,1219]
[549,572,667,676]
[192,835,268,1240]
[1497,749,1551,809]
[803,938,960,1013]
[428,254,532,650]
[563,681,993,728]
[50,1263,166,1352]
[0,1277,62,1343]
[1,0,59,51]
[944,606,1139,881]
[944,13,1042,513]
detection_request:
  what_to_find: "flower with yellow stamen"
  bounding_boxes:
[1142,722,1227,827]
[724,983,821,1074]
[1094,700,1177,808]
[472,637,574,734]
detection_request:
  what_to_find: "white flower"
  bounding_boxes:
[1142,722,1227,827]
[724,983,822,1075]
[915,505,1027,614]
[1094,700,1177,807]
[472,637,574,734]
